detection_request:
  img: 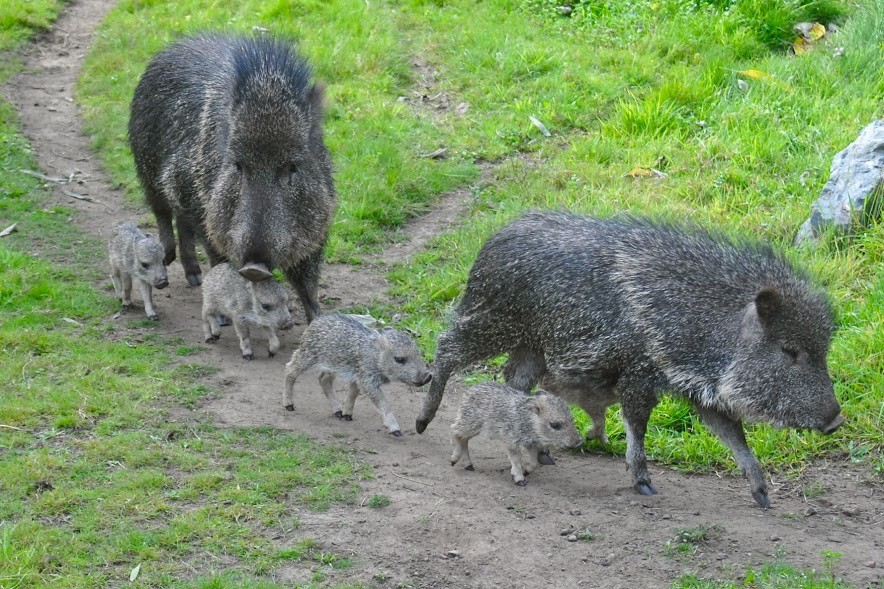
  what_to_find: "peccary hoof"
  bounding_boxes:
[635,482,657,496]
[415,419,429,434]
[205,335,219,343]
[121,304,132,312]
[334,411,344,419]
[217,315,232,326]
[752,488,770,509]
[537,451,556,466]
[390,430,403,437]
[147,314,159,321]
[268,351,275,358]
[514,479,527,487]
[284,404,294,412]
[464,464,475,471]
[186,273,202,287]
[243,353,255,361]
[343,414,353,422]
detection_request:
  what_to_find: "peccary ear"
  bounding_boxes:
[307,82,326,131]
[528,397,542,414]
[754,287,782,324]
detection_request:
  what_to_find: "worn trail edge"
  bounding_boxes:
[3,1,882,587]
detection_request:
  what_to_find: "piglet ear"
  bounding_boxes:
[754,287,782,325]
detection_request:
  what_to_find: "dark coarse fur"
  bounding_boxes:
[129,33,335,321]
[417,211,843,507]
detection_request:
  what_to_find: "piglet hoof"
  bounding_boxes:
[514,479,527,487]
[465,464,475,471]
[243,353,255,361]
[284,404,294,412]
[186,273,202,287]
[205,335,219,344]
[537,451,556,466]
[334,411,344,419]
[635,482,657,496]
[147,314,159,321]
[268,351,276,358]
[343,414,353,422]
[752,488,770,509]
[121,304,132,312]
[217,315,232,326]
[390,430,403,437]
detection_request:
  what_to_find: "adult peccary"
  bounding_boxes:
[450,383,583,486]
[283,315,433,436]
[202,263,294,360]
[129,33,335,322]
[416,212,844,507]
[108,221,169,320]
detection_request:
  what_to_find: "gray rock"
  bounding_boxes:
[796,119,884,243]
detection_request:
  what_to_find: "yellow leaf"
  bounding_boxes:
[625,167,666,179]
[792,37,808,55]
[651,2,660,9]
[737,69,771,80]
[809,22,826,41]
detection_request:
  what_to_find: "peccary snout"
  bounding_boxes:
[240,262,273,282]
[822,413,845,435]
[154,276,169,289]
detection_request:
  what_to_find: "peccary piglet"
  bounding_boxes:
[450,383,583,486]
[108,221,168,320]
[201,263,294,360]
[418,212,844,507]
[129,33,336,323]
[283,315,433,436]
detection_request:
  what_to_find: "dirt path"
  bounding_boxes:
[3,2,883,587]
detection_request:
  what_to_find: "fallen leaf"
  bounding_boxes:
[422,147,449,159]
[809,23,826,41]
[792,37,808,55]
[129,563,141,582]
[62,318,82,326]
[625,167,666,179]
[529,115,551,137]
[737,79,749,92]
[454,102,469,116]
[737,69,771,80]
[0,223,17,237]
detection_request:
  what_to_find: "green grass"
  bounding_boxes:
[673,551,852,588]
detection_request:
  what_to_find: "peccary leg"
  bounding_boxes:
[503,347,546,391]
[341,381,359,420]
[449,431,473,470]
[620,381,657,496]
[202,307,220,343]
[137,280,158,321]
[110,268,123,300]
[233,319,254,360]
[283,351,313,410]
[176,217,202,286]
[121,273,133,311]
[284,250,322,323]
[507,446,527,486]
[267,327,280,358]
[417,326,498,433]
[150,198,176,266]
[697,405,769,508]
[585,402,610,445]
[361,384,401,436]
[318,371,342,416]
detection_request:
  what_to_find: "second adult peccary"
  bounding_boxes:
[108,221,169,320]
[201,263,294,360]
[417,212,845,507]
[450,383,583,486]
[283,314,432,436]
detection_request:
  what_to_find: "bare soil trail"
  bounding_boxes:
[3,2,882,587]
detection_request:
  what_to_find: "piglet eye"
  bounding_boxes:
[549,422,563,431]
[394,356,407,364]
[261,303,272,311]
[141,262,150,269]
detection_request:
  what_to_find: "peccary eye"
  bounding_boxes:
[782,344,799,362]
[141,262,150,269]
[261,303,273,311]
[234,162,243,173]
[287,164,298,186]
[549,422,563,431]
[394,356,407,364]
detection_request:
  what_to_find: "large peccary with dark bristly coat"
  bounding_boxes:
[129,33,336,322]
[416,211,844,507]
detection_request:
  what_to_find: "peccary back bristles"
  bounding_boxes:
[129,33,336,321]
[418,211,843,507]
